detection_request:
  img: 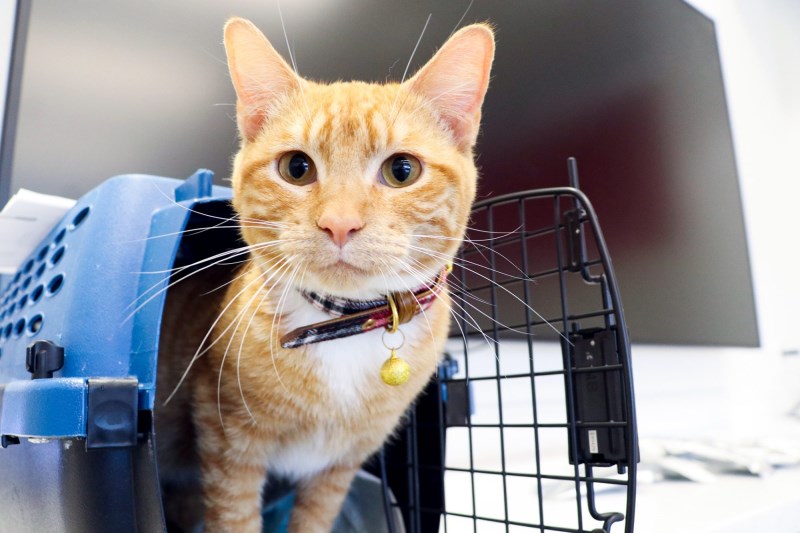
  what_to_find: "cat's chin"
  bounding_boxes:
[298,261,440,301]
[328,259,370,276]
[305,261,381,296]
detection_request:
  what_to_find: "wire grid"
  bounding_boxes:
[379,177,637,533]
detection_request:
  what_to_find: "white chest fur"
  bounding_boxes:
[266,427,343,480]
[268,291,430,479]
[281,290,429,406]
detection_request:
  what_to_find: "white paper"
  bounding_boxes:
[0,189,76,274]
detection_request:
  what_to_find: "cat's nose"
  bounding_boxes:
[317,214,364,248]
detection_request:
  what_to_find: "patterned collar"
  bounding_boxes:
[300,290,394,318]
[280,268,449,348]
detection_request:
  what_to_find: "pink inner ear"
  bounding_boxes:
[407,25,495,149]
[236,101,268,143]
[224,18,301,141]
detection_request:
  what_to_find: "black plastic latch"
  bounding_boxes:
[567,327,628,467]
[564,209,587,273]
[86,378,138,449]
[26,340,65,379]
[1,435,20,448]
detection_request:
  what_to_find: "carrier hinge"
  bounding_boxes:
[86,377,138,449]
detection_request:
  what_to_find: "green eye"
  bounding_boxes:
[278,151,317,185]
[381,154,422,187]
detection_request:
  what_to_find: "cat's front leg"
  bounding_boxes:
[195,431,268,533]
[191,380,268,533]
[288,463,359,533]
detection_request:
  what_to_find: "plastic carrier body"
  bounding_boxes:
[0,170,225,531]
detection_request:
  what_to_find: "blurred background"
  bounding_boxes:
[0,0,772,348]
[0,1,799,531]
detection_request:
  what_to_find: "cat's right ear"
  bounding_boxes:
[224,18,302,141]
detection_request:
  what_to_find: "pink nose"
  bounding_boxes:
[317,214,364,248]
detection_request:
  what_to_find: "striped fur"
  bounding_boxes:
[156,17,494,533]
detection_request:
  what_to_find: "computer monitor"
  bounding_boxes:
[0,0,758,346]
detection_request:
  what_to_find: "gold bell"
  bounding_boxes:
[381,349,410,386]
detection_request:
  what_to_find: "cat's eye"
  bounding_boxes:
[380,154,422,188]
[278,151,317,185]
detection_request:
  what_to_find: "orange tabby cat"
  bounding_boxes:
[156,17,494,533]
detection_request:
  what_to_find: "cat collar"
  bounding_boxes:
[280,265,450,349]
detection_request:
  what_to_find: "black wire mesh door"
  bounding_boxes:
[379,159,638,533]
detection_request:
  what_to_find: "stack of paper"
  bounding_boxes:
[0,189,76,274]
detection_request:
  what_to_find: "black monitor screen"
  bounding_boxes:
[1,0,758,346]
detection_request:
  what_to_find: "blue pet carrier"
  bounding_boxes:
[0,170,227,531]
[0,160,638,532]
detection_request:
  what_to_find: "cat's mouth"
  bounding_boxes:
[304,256,397,296]
[327,259,370,276]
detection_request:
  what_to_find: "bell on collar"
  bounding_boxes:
[380,349,410,386]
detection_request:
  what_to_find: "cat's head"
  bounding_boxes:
[224,17,494,298]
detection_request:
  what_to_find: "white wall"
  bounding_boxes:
[630,0,800,445]
[0,0,18,154]
[685,0,800,355]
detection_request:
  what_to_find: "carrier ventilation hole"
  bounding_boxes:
[18,295,27,308]
[51,246,66,266]
[47,274,64,295]
[12,271,21,284]
[31,285,44,303]
[14,318,25,337]
[54,227,66,245]
[28,314,43,335]
[3,323,11,338]
[35,263,46,279]
[8,303,15,315]
[37,246,49,262]
[71,206,90,229]
[23,259,33,274]
[22,276,32,290]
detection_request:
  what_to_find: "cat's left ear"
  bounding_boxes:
[405,24,495,151]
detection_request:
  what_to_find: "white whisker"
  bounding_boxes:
[448,0,475,38]
[268,260,303,395]
[147,181,286,227]
[381,257,436,347]
[404,236,532,284]
[387,13,432,132]
[235,256,302,423]
[120,222,287,245]
[217,270,277,428]
[163,256,292,406]
[125,241,287,321]
[277,0,313,127]
[406,244,573,346]
[402,256,497,351]
[406,227,522,243]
